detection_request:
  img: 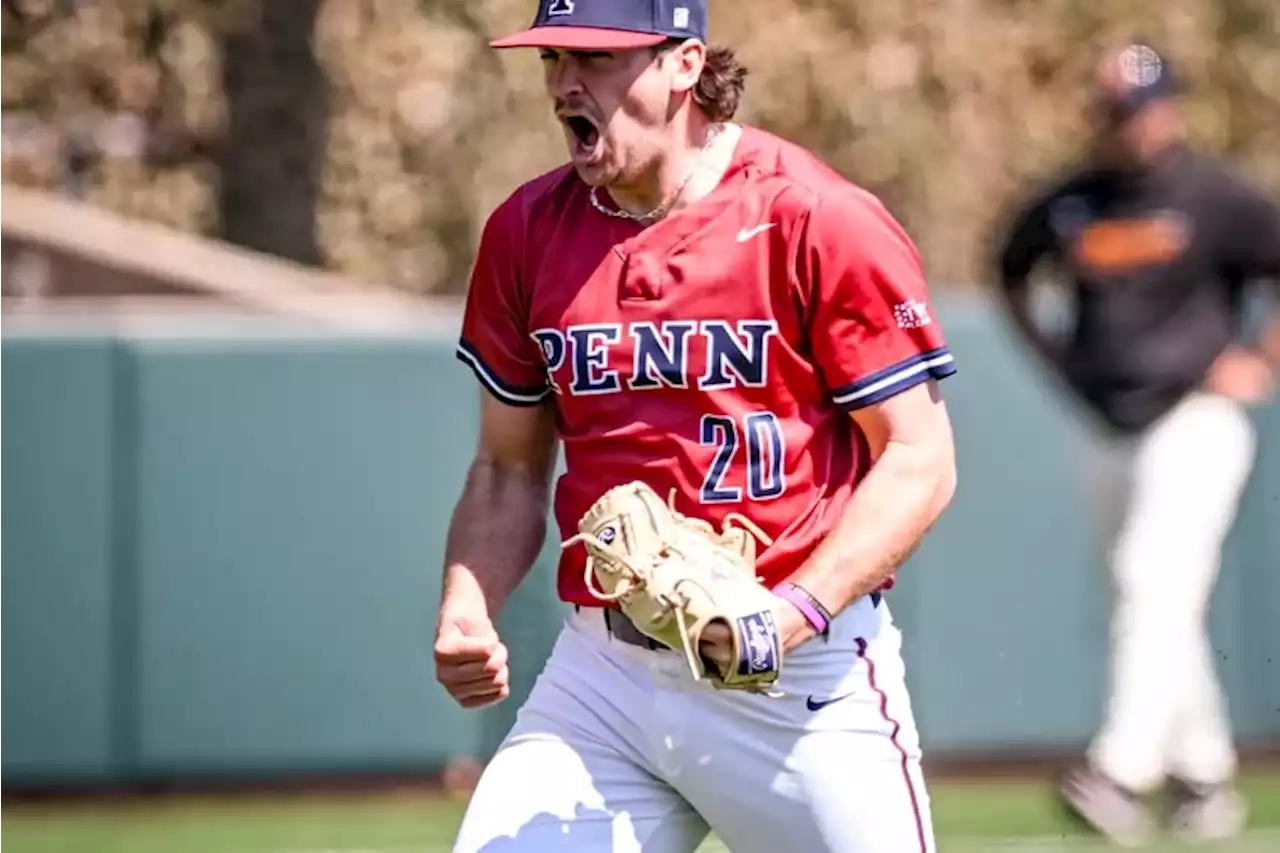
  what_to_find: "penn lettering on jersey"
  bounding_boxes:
[529,319,777,397]
[455,126,957,607]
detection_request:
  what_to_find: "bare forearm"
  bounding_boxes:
[790,441,956,614]
[441,460,550,619]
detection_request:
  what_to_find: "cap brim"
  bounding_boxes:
[489,26,668,50]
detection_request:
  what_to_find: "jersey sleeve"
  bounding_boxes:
[455,191,552,407]
[796,189,956,412]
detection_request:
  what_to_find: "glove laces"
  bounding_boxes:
[562,488,773,599]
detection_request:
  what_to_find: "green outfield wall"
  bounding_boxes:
[3,295,1277,787]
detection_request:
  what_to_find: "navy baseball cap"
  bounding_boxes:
[1097,43,1181,121]
[490,0,708,51]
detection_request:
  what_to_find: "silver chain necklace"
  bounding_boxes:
[589,123,724,225]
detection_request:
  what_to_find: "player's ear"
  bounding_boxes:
[664,38,705,96]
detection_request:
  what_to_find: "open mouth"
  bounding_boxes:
[560,113,602,160]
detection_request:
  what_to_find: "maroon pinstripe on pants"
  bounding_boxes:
[856,636,930,853]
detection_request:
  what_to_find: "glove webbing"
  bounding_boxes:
[561,489,774,679]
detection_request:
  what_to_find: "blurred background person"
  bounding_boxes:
[992,41,1280,846]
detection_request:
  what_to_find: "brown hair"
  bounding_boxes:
[656,40,748,123]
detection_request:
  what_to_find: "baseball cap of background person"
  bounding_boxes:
[489,0,708,51]
[1095,42,1182,125]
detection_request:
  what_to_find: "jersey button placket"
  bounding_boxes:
[617,249,665,302]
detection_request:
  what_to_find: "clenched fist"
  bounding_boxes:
[435,615,511,709]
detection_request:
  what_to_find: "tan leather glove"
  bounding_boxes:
[562,481,783,695]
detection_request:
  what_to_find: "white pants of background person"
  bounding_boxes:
[1080,391,1257,793]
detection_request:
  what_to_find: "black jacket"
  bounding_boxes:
[995,146,1280,433]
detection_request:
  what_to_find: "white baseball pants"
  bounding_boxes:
[1082,392,1257,793]
[452,594,935,853]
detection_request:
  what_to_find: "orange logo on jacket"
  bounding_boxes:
[1073,213,1191,272]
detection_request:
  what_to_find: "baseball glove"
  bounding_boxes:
[561,481,785,696]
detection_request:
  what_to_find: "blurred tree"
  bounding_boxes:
[217,0,327,265]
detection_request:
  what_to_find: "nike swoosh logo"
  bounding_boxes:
[806,691,855,712]
[736,223,775,242]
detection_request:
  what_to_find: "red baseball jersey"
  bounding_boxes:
[457,126,955,607]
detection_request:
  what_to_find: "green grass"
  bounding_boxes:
[4,774,1279,853]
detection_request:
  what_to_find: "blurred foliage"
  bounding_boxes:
[3,0,1278,294]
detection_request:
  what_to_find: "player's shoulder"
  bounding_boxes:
[484,163,583,233]
[1182,148,1276,209]
[1008,160,1098,217]
[1175,146,1233,182]
[737,126,901,229]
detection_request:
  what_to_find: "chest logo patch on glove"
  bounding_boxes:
[562,481,785,696]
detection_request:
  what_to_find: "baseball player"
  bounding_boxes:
[994,43,1280,845]
[434,2,959,851]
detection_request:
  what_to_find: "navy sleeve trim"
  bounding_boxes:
[830,347,956,411]
[455,339,551,407]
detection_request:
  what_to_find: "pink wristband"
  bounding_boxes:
[774,583,831,637]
